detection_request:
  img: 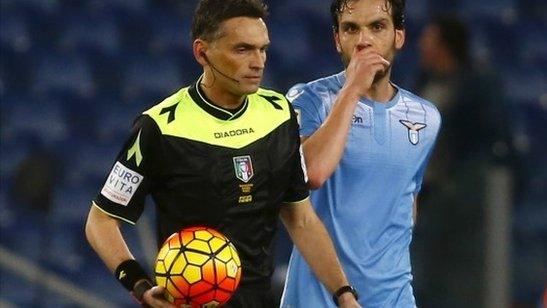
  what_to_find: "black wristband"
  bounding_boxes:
[333,285,359,306]
[115,259,150,292]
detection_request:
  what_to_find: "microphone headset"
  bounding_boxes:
[201,51,240,84]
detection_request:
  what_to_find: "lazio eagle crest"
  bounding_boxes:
[399,120,427,145]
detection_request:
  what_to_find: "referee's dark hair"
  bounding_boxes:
[191,0,269,42]
[330,0,406,31]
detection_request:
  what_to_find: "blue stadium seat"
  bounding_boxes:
[148,8,192,55]
[4,96,69,148]
[519,101,547,160]
[0,136,31,186]
[5,0,61,47]
[0,45,34,93]
[17,0,60,14]
[32,51,95,98]
[51,183,98,223]
[0,268,37,307]
[273,0,330,20]
[92,96,145,145]
[0,189,15,239]
[469,18,520,68]
[405,0,429,22]
[57,138,119,187]
[58,11,121,57]
[503,66,545,102]
[459,0,517,19]
[42,220,87,275]
[55,94,100,142]
[1,207,44,259]
[268,15,333,89]
[89,0,148,16]
[517,0,547,23]
[0,9,32,53]
[517,22,547,68]
[0,9,35,92]
[120,53,185,104]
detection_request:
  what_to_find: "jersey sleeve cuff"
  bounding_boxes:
[282,196,310,206]
[92,201,137,225]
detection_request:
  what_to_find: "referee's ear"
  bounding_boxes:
[193,39,209,67]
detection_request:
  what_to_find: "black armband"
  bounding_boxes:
[115,259,151,292]
[333,285,359,306]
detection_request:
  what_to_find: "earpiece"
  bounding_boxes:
[201,51,240,84]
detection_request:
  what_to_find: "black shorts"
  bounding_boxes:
[224,287,276,308]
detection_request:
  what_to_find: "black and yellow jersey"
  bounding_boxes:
[93,77,309,288]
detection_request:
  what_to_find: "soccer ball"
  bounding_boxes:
[154,226,242,307]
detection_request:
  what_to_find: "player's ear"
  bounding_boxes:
[395,28,405,50]
[193,39,209,66]
[333,30,342,53]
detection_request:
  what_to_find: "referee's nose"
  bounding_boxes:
[249,49,266,71]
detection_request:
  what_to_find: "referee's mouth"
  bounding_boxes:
[243,76,262,82]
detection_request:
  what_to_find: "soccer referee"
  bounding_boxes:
[84,0,360,307]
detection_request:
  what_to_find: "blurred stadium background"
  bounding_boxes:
[0,0,545,307]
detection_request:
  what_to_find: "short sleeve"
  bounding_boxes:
[413,151,431,197]
[282,104,310,204]
[286,84,323,138]
[413,123,441,196]
[93,115,162,224]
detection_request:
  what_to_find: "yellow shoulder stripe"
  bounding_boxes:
[144,87,292,149]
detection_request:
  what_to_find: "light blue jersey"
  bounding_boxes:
[281,72,441,308]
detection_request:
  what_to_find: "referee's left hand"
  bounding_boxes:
[338,292,362,308]
[142,286,175,308]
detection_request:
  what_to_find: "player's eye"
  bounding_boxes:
[342,24,359,34]
[371,22,385,32]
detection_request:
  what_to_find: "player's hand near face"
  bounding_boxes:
[299,45,391,189]
[344,46,390,98]
[142,286,175,308]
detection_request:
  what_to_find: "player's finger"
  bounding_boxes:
[352,51,390,68]
[359,52,389,64]
[355,56,390,72]
[358,54,385,65]
[143,287,175,308]
[380,57,390,67]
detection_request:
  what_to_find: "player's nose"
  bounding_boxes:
[356,31,373,51]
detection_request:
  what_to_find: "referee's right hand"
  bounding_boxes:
[142,286,175,308]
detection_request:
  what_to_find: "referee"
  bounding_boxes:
[84,0,360,307]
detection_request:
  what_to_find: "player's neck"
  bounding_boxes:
[366,75,396,103]
[200,74,246,110]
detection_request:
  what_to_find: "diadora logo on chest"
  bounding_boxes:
[399,120,427,145]
[214,127,255,139]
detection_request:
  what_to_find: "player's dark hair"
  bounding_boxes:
[191,0,268,41]
[330,0,405,31]
[431,16,470,65]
